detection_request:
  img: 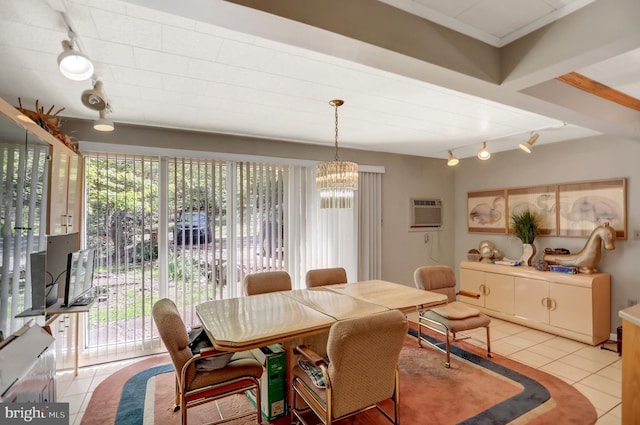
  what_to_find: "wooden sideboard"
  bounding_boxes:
[459,261,611,345]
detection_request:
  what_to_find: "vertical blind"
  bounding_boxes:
[82,153,288,359]
[83,153,161,360]
[357,171,383,280]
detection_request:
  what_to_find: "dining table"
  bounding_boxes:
[195,280,447,351]
[195,279,447,409]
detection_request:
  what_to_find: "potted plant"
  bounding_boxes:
[510,209,541,266]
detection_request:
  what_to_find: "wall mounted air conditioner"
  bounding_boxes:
[410,198,442,228]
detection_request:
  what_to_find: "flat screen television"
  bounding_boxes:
[62,248,96,307]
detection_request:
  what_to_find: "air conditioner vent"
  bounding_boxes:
[410,198,442,228]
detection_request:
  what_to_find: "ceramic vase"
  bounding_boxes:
[520,243,536,266]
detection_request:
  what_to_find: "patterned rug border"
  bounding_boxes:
[408,328,550,425]
[115,364,174,425]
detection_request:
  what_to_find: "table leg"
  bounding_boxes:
[75,314,79,376]
[282,340,297,413]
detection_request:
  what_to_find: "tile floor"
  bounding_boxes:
[59,316,622,425]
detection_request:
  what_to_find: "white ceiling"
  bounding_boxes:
[1,0,639,160]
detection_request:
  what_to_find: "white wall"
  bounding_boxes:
[454,135,640,333]
[376,153,455,286]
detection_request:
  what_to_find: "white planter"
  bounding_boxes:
[520,243,536,266]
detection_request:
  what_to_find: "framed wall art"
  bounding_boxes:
[467,189,507,234]
[468,177,626,238]
[557,178,627,239]
[506,185,557,236]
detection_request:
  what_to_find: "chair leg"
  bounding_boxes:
[255,379,262,424]
[291,380,308,425]
[181,392,187,425]
[444,332,451,368]
[393,368,400,425]
[173,376,180,412]
[486,326,493,358]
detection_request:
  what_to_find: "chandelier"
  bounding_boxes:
[316,99,358,208]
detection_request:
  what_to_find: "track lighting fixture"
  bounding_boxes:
[93,108,114,132]
[447,150,459,166]
[81,80,108,111]
[519,133,539,153]
[477,141,491,160]
[57,32,94,81]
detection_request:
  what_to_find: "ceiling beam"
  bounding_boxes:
[500,0,640,91]
[222,0,501,84]
[556,72,640,112]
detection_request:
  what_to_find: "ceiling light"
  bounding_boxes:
[477,141,491,160]
[81,80,107,111]
[316,99,358,208]
[93,109,114,132]
[447,150,459,166]
[519,133,539,153]
[57,35,94,81]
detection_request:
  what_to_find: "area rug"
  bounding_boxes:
[81,329,596,425]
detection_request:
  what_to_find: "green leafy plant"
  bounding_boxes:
[510,209,541,244]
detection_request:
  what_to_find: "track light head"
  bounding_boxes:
[519,133,539,153]
[447,150,459,166]
[93,109,114,132]
[81,80,107,111]
[57,38,94,81]
[477,141,491,160]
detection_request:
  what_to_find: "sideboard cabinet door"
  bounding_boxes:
[549,282,592,335]
[484,273,514,315]
[515,277,549,323]
[459,268,484,308]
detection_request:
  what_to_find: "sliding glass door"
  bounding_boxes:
[82,153,287,357]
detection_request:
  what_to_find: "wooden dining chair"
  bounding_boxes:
[413,265,492,367]
[152,298,263,424]
[304,267,348,288]
[243,270,292,295]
